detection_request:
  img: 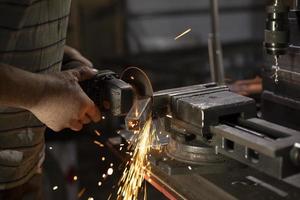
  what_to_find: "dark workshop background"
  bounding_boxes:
[44,0,266,199]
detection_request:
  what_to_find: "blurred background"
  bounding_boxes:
[44,0,267,199]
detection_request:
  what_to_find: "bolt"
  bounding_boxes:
[290,143,300,166]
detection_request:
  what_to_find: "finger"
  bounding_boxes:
[64,46,93,67]
[76,55,93,67]
[69,120,83,131]
[80,115,92,124]
[49,126,63,133]
[71,66,98,82]
[86,103,101,123]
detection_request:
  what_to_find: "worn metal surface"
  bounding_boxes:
[148,149,300,200]
[166,138,223,165]
[172,90,256,136]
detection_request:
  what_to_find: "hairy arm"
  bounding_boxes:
[0,64,45,110]
[0,63,101,132]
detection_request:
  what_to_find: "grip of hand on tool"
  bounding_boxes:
[80,70,134,117]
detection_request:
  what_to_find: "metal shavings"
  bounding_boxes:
[117,119,155,200]
[107,168,114,175]
[94,140,104,148]
[174,28,192,40]
[77,188,86,198]
[144,182,147,200]
[95,130,101,136]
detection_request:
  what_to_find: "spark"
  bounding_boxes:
[130,76,135,80]
[107,168,114,175]
[52,186,58,191]
[88,197,94,200]
[102,157,106,161]
[110,163,114,167]
[77,188,86,198]
[119,147,123,151]
[117,119,155,200]
[102,115,106,120]
[95,130,101,136]
[102,173,107,178]
[174,28,192,40]
[94,140,104,148]
[144,182,147,200]
[166,114,172,118]
[188,166,192,170]
[107,194,112,200]
[73,176,78,181]
[98,181,102,186]
[49,146,53,150]
[120,143,124,146]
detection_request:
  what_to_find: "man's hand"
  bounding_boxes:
[62,46,93,70]
[29,67,101,132]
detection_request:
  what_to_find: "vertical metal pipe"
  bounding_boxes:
[209,0,225,85]
[292,0,300,10]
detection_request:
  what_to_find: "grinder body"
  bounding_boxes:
[80,70,134,117]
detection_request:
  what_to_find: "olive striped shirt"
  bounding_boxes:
[0,0,71,189]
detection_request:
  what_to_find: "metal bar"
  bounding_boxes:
[209,0,225,85]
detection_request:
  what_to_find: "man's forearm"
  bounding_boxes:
[0,64,45,110]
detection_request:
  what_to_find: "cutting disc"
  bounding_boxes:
[121,67,153,98]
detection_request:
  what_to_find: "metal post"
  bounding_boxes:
[292,0,300,10]
[208,0,225,85]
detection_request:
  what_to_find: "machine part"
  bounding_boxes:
[80,70,134,116]
[153,83,224,117]
[121,67,153,98]
[166,138,223,165]
[292,0,300,11]
[121,67,154,132]
[261,90,300,131]
[264,0,290,56]
[171,89,256,137]
[290,143,300,166]
[209,0,225,85]
[211,118,300,178]
[147,148,300,200]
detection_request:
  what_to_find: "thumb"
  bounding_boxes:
[71,67,98,82]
